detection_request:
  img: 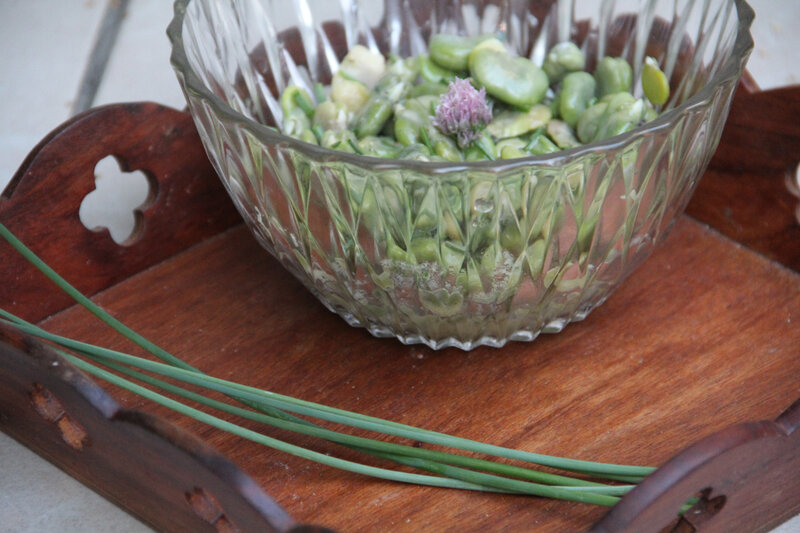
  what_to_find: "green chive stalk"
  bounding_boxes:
[0,222,653,498]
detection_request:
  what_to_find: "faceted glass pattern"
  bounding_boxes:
[168,0,753,349]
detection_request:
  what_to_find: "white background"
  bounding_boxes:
[1,1,799,531]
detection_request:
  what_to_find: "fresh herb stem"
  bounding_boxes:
[0,222,654,484]
[1,310,649,481]
[77,346,628,501]
[311,124,324,144]
[474,138,495,160]
[347,139,364,155]
[2,309,628,493]
[313,82,326,104]
[50,344,622,505]
[58,351,493,492]
[292,90,315,116]
[0,222,193,372]
[419,126,433,152]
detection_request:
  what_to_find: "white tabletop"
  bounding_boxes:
[1,1,799,531]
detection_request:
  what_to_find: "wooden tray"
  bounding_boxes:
[1,82,799,532]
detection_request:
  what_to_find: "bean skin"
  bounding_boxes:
[559,72,596,127]
[542,42,585,83]
[470,49,549,107]
[642,56,670,106]
[429,34,491,71]
[355,98,394,138]
[546,120,580,149]
[487,105,551,139]
[525,130,559,154]
[594,57,632,97]
[419,54,456,84]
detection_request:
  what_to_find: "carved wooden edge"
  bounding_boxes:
[688,83,800,271]
[0,321,334,533]
[0,102,241,324]
[591,399,800,533]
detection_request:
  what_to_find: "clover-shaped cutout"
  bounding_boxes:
[79,155,152,245]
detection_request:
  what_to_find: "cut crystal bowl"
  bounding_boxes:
[168,0,753,349]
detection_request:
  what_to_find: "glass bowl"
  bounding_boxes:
[168,0,753,350]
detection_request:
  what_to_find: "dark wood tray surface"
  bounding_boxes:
[1,82,799,532]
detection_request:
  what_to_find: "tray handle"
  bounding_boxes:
[592,399,800,532]
[0,321,334,533]
[0,103,241,323]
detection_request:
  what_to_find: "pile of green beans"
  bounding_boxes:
[278,37,670,161]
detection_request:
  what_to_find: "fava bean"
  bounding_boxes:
[313,101,348,131]
[338,44,386,90]
[642,56,670,106]
[321,129,357,149]
[548,90,561,119]
[279,37,666,163]
[396,143,432,161]
[419,54,456,84]
[354,57,417,138]
[358,136,403,158]
[433,136,462,161]
[500,145,528,159]
[299,129,318,145]
[429,34,491,71]
[487,105,551,139]
[331,74,370,114]
[410,81,449,97]
[355,98,394,138]
[595,98,645,140]
[495,137,526,154]
[546,120,580,149]
[411,237,439,262]
[282,107,310,137]
[542,41,585,83]
[576,102,608,143]
[594,57,632,97]
[525,129,559,154]
[394,97,436,146]
[559,72,596,127]
[467,37,507,70]
[578,93,647,143]
[387,241,413,263]
[470,49,549,107]
[394,113,423,146]
[643,105,658,122]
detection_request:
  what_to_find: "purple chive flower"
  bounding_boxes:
[434,77,493,148]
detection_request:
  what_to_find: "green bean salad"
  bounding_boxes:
[279,35,670,161]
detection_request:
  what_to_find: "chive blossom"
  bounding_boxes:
[434,77,492,148]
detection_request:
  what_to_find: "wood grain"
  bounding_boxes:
[35,215,800,532]
[593,399,800,533]
[687,85,800,272]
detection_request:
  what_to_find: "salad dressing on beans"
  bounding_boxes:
[278,36,669,161]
